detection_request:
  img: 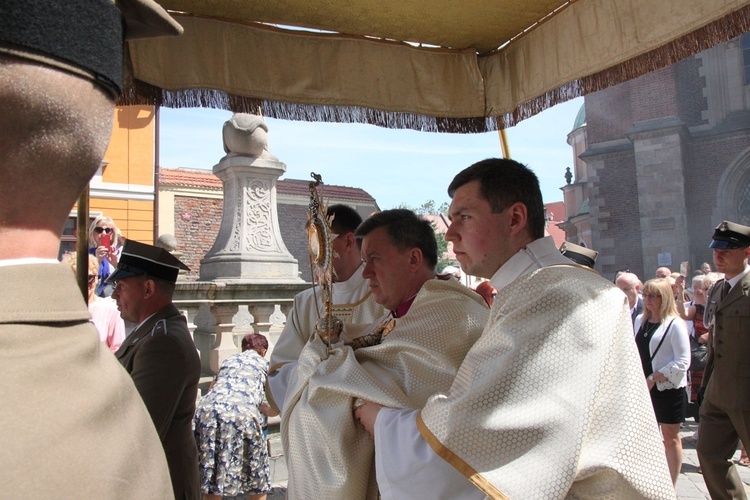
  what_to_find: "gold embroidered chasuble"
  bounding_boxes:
[281,278,489,499]
[418,266,676,499]
[270,268,384,368]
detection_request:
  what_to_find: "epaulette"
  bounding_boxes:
[151,318,168,336]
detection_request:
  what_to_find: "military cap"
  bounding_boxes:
[560,241,598,268]
[0,0,182,96]
[107,240,189,284]
[709,220,750,249]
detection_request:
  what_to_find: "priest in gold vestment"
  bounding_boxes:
[281,209,489,498]
[356,159,676,499]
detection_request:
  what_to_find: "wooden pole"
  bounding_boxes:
[498,128,511,159]
[76,185,90,303]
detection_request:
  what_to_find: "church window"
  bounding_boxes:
[743,34,750,85]
[739,179,750,226]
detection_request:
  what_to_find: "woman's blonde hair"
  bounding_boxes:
[642,278,678,323]
[61,252,100,277]
[88,215,121,248]
[691,275,705,289]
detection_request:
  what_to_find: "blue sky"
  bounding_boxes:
[159,96,583,209]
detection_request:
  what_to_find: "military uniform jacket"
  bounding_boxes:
[0,264,173,498]
[116,303,201,499]
[703,272,750,410]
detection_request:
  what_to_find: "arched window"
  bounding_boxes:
[716,147,750,225]
[743,34,750,85]
[739,176,750,226]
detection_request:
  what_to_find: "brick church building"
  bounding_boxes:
[560,32,750,280]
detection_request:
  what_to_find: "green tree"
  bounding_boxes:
[396,200,454,272]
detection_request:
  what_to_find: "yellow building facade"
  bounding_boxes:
[61,106,157,256]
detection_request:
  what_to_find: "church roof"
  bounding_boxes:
[159,167,377,203]
[571,103,586,132]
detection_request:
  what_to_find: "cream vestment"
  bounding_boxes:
[271,266,383,365]
[373,237,676,499]
[267,266,384,410]
[281,278,489,499]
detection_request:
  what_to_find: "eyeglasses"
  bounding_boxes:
[94,227,113,234]
[642,293,662,300]
[88,275,97,284]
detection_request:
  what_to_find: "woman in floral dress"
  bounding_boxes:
[194,333,271,499]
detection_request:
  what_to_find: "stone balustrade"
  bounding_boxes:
[173,280,310,376]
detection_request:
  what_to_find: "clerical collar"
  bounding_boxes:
[392,295,417,318]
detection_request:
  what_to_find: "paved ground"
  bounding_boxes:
[678,419,750,498]
[255,419,750,499]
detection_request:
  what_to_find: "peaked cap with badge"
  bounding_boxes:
[108,239,189,284]
[559,241,598,268]
[0,0,182,97]
[709,220,750,250]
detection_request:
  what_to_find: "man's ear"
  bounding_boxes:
[507,202,528,237]
[143,277,157,298]
[408,247,424,270]
[344,232,358,249]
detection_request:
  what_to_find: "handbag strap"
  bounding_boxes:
[650,319,675,362]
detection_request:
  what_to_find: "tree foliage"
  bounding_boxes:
[396,200,454,272]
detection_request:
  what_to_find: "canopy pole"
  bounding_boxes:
[498,129,511,159]
[76,186,90,303]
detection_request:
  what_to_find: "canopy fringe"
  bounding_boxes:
[505,4,750,128]
[119,5,750,133]
[118,82,497,133]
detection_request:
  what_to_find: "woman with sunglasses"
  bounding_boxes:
[62,253,125,353]
[88,215,122,297]
[634,278,690,487]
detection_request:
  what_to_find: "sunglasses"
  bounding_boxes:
[94,227,113,234]
[88,275,97,284]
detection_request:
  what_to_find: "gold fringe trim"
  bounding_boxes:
[118,82,497,134]
[416,413,510,500]
[118,5,750,133]
[503,4,750,129]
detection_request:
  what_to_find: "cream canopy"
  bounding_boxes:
[123,0,750,132]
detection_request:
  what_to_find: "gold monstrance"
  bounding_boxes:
[307,173,343,355]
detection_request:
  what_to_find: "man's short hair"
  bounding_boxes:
[355,209,438,270]
[448,158,545,240]
[327,204,363,235]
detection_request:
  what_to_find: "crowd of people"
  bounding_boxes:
[616,232,750,498]
[3,2,750,499]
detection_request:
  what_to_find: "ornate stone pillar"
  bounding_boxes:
[199,114,303,284]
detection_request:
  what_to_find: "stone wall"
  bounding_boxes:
[578,34,750,280]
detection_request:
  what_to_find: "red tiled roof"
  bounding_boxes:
[159,167,376,203]
[545,201,565,221]
[544,201,567,248]
[160,168,222,189]
[545,223,567,248]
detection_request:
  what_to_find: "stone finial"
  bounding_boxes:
[222,113,277,160]
[156,233,178,252]
[157,233,188,281]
